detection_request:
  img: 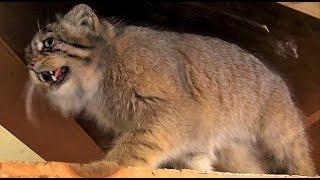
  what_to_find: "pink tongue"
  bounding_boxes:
[54,67,62,78]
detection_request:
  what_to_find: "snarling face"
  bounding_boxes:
[25,4,104,114]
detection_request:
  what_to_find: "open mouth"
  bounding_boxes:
[36,66,69,86]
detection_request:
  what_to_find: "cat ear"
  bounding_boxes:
[55,13,63,21]
[63,4,99,32]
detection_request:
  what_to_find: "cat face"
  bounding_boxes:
[25,4,103,113]
[25,4,101,89]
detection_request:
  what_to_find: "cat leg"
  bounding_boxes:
[214,143,266,174]
[260,87,316,176]
[182,153,216,172]
[101,125,181,168]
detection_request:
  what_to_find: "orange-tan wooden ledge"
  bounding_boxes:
[0,161,317,178]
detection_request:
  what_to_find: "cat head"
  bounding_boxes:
[25,4,105,115]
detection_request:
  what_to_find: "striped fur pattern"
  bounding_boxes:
[24,4,316,176]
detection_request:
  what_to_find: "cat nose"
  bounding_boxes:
[28,62,35,69]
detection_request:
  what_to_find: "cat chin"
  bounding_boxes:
[46,78,84,114]
[47,92,85,116]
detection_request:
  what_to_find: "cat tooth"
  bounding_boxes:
[49,71,54,75]
[38,74,45,82]
[52,75,57,81]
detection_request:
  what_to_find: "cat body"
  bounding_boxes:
[25,4,316,176]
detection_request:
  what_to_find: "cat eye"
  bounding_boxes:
[80,20,89,26]
[43,37,55,48]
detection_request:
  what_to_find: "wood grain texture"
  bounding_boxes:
[0,125,44,162]
[0,161,316,178]
[279,2,320,19]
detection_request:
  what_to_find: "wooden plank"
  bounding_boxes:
[0,161,315,178]
[279,2,320,19]
[0,125,44,162]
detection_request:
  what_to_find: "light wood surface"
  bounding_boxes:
[0,125,44,162]
[0,161,316,178]
[279,2,320,19]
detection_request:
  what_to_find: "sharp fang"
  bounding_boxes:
[49,71,54,75]
[38,74,45,82]
[52,75,57,81]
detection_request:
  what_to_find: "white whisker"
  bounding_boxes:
[25,81,40,128]
[37,19,41,32]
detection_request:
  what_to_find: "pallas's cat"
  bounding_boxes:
[24,4,316,176]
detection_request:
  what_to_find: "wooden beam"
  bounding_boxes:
[0,161,315,178]
[279,2,320,19]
